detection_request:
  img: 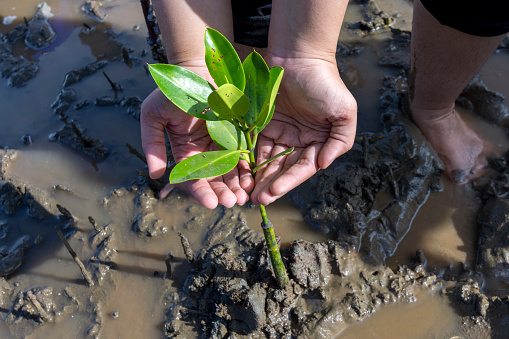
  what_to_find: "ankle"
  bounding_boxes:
[410,103,455,124]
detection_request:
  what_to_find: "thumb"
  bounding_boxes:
[140,102,168,179]
[318,119,356,169]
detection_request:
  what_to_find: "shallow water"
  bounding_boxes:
[337,288,462,338]
[0,0,508,338]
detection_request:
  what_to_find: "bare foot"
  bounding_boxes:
[411,107,494,185]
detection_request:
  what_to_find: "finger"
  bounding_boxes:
[158,183,175,200]
[222,167,250,206]
[251,144,290,205]
[140,111,168,179]
[254,144,321,206]
[318,118,356,169]
[238,160,254,194]
[209,179,238,208]
[256,136,275,171]
[269,144,321,197]
[183,179,219,209]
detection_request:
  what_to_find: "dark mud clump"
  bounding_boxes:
[0,2,58,87]
[82,0,108,23]
[0,149,60,219]
[456,75,509,128]
[474,151,509,283]
[377,30,411,69]
[132,186,168,237]
[51,88,77,115]
[52,119,109,160]
[62,60,109,87]
[346,0,394,35]
[24,3,56,50]
[0,40,39,87]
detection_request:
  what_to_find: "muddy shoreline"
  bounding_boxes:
[1,0,509,338]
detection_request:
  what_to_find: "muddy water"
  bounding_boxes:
[337,288,462,338]
[1,0,509,338]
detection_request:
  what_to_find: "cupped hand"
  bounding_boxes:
[141,74,254,209]
[250,56,357,206]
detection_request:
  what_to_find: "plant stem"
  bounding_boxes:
[252,147,294,173]
[244,131,288,288]
[259,205,288,288]
[244,130,257,166]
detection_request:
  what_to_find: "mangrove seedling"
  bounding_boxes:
[149,28,291,287]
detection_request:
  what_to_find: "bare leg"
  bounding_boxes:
[410,0,506,184]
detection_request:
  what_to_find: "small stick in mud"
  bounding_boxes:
[140,0,158,44]
[68,122,91,148]
[102,71,122,93]
[26,290,53,322]
[88,216,102,233]
[122,48,133,68]
[55,226,95,287]
[56,204,73,219]
[165,253,172,279]
[178,232,194,263]
[126,143,147,164]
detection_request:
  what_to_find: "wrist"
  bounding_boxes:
[265,47,337,68]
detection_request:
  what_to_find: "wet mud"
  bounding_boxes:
[1,0,509,338]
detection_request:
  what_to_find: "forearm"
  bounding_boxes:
[151,0,233,65]
[267,0,349,60]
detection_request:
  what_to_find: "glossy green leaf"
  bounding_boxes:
[204,28,245,91]
[206,120,247,151]
[208,84,250,122]
[169,150,241,183]
[149,64,217,120]
[253,67,284,130]
[243,51,270,126]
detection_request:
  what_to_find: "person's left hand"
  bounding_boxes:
[250,56,357,206]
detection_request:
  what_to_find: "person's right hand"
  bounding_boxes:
[140,66,254,209]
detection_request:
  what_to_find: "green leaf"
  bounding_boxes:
[149,64,217,121]
[243,51,270,126]
[169,150,241,184]
[253,67,284,130]
[207,120,247,151]
[204,28,245,91]
[208,84,250,122]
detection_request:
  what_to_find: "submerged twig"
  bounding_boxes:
[122,48,133,68]
[102,71,122,93]
[126,143,147,164]
[55,226,95,287]
[69,122,90,147]
[26,291,52,322]
[88,216,102,233]
[56,204,74,221]
[165,253,172,279]
[178,232,194,263]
